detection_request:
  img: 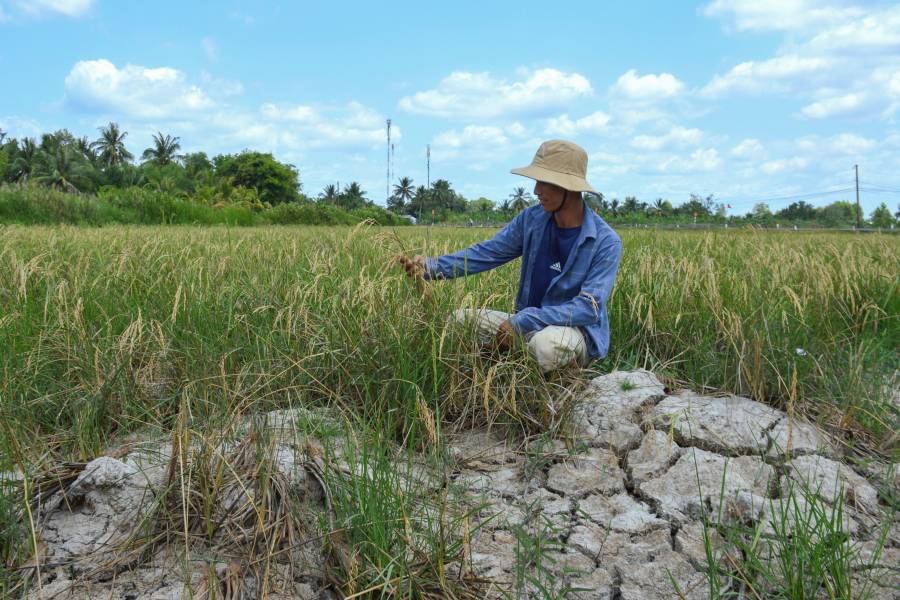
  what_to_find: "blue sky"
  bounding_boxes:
[1,0,899,214]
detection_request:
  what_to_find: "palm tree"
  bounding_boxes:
[74,136,98,166]
[431,179,454,218]
[319,183,339,204]
[623,196,639,214]
[145,175,179,195]
[141,132,181,165]
[92,122,133,168]
[509,186,532,212]
[339,182,367,209]
[0,129,6,144]
[35,146,89,192]
[12,138,39,183]
[610,198,620,216]
[393,176,414,204]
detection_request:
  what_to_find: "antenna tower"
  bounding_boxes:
[386,119,392,203]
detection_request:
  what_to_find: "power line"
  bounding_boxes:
[736,187,854,206]
[860,184,900,194]
[860,187,900,195]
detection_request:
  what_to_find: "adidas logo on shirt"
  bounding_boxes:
[550,262,562,272]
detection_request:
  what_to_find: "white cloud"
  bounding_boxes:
[731,138,765,158]
[631,126,703,151]
[429,125,527,168]
[806,6,900,54]
[611,69,684,100]
[545,111,611,136]
[434,125,508,150]
[659,148,722,172]
[65,59,215,119]
[6,0,94,18]
[702,55,832,97]
[505,122,529,138]
[399,68,593,119]
[827,133,875,154]
[260,103,318,123]
[61,59,391,158]
[800,92,867,118]
[702,0,863,32]
[701,4,900,121]
[761,156,809,174]
[253,102,392,150]
[202,37,217,61]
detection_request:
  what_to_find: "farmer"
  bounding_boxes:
[399,140,622,372]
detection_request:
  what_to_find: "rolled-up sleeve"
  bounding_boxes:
[424,212,526,280]
[508,238,622,334]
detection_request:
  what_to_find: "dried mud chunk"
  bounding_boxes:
[577,493,667,534]
[647,393,782,455]
[638,448,775,523]
[546,448,625,497]
[626,430,680,486]
[618,550,709,600]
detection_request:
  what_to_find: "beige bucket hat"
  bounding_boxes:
[511,139,597,193]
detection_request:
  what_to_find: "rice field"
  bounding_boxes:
[0,223,897,597]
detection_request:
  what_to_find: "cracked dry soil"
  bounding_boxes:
[19,370,900,599]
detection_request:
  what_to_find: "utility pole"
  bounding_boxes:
[854,164,861,229]
[385,119,392,203]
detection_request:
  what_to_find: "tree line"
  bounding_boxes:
[0,124,896,228]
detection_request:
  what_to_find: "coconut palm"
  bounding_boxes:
[35,146,90,192]
[319,183,339,204]
[393,176,414,204]
[339,182,367,209]
[12,138,39,183]
[610,198,620,216]
[430,179,455,217]
[141,132,181,166]
[74,136,98,166]
[509,186,532,212]
[145,175,179,195]
[92,122,133,168]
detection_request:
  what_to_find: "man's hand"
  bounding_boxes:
[398,254,427,279]
[495,319,516,350]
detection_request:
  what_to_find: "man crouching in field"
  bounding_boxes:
[400,140,623,372]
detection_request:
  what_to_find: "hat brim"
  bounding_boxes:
[511,164,597,194]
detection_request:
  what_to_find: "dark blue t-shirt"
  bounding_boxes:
[527,219,582,308]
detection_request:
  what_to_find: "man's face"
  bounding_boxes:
[534,181,566,212]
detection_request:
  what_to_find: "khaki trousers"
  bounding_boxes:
[448,308,589,372]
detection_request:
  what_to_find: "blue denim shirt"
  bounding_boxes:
[425,204,622,358]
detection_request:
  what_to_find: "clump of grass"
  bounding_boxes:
[697,479,892,599]
[313,418,484,599]
[511,508,587,600]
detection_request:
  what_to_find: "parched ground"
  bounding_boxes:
[15,371,899,599]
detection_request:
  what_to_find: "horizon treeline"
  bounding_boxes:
[0,123,896,228]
